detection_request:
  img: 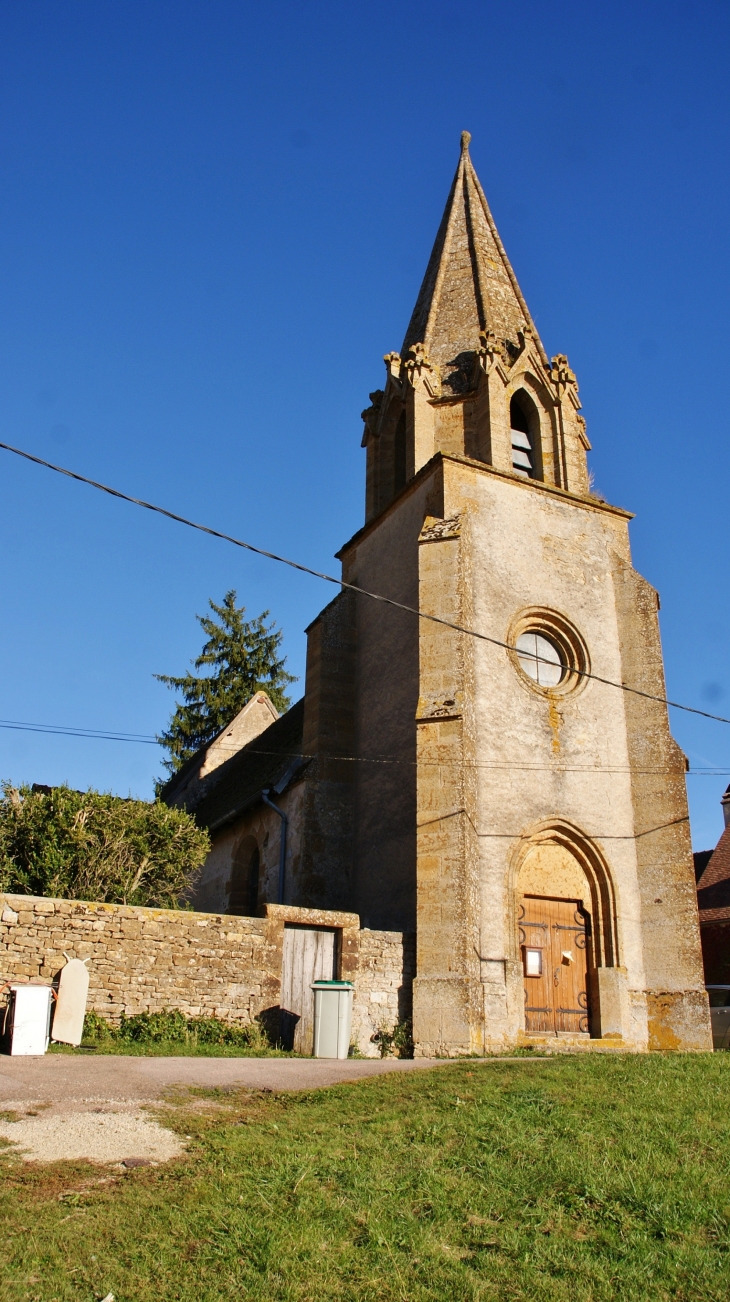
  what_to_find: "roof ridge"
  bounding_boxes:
[463,151,549,368]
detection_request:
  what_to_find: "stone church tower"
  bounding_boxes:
[175,133,711,1055]
[299,131,710,1055]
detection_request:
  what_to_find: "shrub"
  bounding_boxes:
[118,1010,190,1043]
[82,1009,272,1050]
[371,1017,414,1059]
[0,782,210,907]
[392,1016,414,1058]
[80,1009,115,1044]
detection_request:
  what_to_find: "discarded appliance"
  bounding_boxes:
[51,956,90,1047]
[6,985,53,1055]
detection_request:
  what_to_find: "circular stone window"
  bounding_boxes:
[508,609,590,697]
[515,631,565,688]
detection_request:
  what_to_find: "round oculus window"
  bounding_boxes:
[515,631,565,688]
[508,608,590,697]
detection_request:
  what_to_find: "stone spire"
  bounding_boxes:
[401,132,548,392]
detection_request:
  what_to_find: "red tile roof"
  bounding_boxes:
[697,826,730,923]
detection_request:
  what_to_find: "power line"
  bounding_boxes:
[0,718,159,744]
[0,717,727,777]
[239,748,730,775]
[1,438,729,728]
[0,714,729,778]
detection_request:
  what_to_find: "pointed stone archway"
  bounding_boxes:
[509,821,629,1042]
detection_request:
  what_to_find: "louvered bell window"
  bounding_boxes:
[509,393,535,478]
[511,427,532,477]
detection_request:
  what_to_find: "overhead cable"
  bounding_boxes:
[0,721,727,775]
[0,718,158,744]
[1,438,728,727]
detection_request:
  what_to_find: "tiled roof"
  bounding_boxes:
[693,849,714,883]
[161,699,306,833]
[697,826,730,923]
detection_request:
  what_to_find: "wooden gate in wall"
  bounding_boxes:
[280,924,338,1053]
[519,896,590,1035]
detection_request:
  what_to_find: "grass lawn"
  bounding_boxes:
[2,1054,730,1301]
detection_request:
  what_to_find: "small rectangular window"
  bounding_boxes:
[524,947,543,977]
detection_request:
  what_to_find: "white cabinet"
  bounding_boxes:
[7,985,53,1055]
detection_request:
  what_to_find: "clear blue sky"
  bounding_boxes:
[0,1,727,848]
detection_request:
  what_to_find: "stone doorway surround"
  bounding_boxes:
[511,825,628,1047]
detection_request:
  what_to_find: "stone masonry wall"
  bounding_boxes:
[0,893,274,1026]
[0,894,414,1057]
[351,929,416,1056]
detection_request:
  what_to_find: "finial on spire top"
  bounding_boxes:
[460,130,471,153]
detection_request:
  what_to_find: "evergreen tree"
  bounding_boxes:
[155,591,296,778]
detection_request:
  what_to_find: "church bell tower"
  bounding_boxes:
[306,132,711,1055]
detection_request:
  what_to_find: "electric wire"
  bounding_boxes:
[0,717,727,773]
[230,747,730,775]
[1,438,729,727]
[0,718,159,744]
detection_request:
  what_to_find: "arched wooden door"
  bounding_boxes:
[520,895,590,1035]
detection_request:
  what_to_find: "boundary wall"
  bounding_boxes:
[0,894,414,1058]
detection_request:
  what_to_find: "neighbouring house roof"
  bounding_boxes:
[160,691,281,809]
[697,825,730,924]
[160,698,307,834]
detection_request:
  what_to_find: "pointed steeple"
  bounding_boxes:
[402,132,548,392]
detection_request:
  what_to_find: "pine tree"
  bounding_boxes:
[155,591,296,779]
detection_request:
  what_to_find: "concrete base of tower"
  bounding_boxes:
[412,976,485,1057]
[646,988,713,1052]
[410,965,711,1055]
[477,958,524,1051]
[591,966,635,1044]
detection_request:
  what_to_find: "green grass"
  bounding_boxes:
[2,1055,730,1300]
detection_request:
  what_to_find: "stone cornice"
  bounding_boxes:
[336,453,633,560]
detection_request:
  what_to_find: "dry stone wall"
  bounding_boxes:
[352,929,416,1054]
[0,894,414,1057]
[0,893,274,1026]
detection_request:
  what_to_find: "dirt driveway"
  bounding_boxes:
[0,1054,445,1165]
[0,1052,442,1105]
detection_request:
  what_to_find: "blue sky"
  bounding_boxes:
[0,0,727,848]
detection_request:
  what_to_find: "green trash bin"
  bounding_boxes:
[311,980,354,1059]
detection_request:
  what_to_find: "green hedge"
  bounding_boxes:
[0,781,210,908]
[82,1008,270,1049]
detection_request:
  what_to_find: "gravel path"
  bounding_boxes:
[0,1054,446,1163]
[0,1104,184,1164]
[0,1053,445,1106]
